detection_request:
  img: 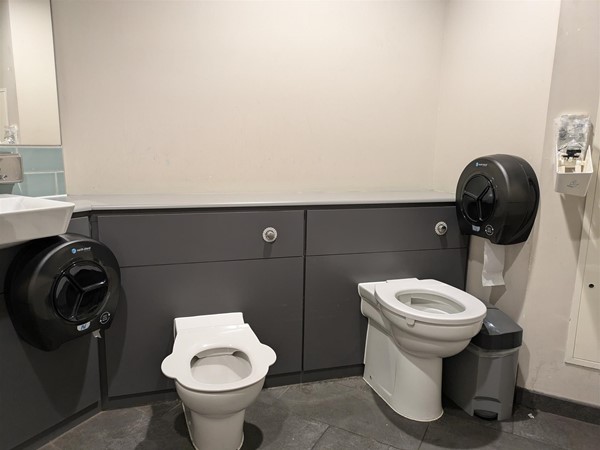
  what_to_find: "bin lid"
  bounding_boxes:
[471,307,523,350]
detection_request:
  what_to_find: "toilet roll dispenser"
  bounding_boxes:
[456,154,539,245]
[5,234,120,351]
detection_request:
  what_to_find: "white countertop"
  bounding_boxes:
[60,190,455,213]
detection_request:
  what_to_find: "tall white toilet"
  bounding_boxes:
[161,312,276,450]
[359,278,486,421]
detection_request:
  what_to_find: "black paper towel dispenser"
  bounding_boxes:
[5,234,120,351]
[456,154,539,245]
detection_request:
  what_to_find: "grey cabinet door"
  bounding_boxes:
[303,249,468,371]
[106,257,304,398]
[66,216,91,237]
[306,206,467,255]
[0,298,99,450]
[97,210,304,267]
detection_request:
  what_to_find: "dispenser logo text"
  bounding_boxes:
[71,247,91,254]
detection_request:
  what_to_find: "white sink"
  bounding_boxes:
[0,195,75,249]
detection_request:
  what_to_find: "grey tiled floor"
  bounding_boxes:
[39,377,599,450]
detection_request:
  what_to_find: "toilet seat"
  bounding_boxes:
[161,324,276,393]
[374,279,486,325]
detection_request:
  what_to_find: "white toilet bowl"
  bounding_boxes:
[161,313,276,450]
[359,278,486,422]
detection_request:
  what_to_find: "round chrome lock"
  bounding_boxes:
[262,227,278,243]
[435,221,448,236]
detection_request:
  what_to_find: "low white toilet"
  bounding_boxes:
[359,278,486,422]
[161,312,276,450]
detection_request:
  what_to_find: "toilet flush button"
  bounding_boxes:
[262,227,278,243]
[435,222,448,236]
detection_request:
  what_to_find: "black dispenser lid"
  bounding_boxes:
[472,306,523,350]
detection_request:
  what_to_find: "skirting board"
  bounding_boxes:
[515,386,600,426]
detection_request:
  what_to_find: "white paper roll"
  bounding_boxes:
[482,240,505,286]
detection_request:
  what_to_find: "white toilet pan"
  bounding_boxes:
[161,313,276,450]
[359,279,486,422]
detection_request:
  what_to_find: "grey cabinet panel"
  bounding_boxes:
[0,297,99,450]
[97,210,304,267]
[306,206,467,255]
[67,217,91,237]
[303,248,468,371]
[106,257,303,398]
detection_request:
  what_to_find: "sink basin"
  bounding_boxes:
[0,195,75,249]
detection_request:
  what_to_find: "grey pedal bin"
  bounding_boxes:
[442,304,523,421]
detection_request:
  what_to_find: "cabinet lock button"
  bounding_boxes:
[262,227,278,243]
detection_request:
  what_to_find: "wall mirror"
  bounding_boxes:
[0,0,61,146]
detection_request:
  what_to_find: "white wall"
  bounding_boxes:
[441,0,599,406]
[53,0,446,194]
[9,0,60,144]
[433,0,560,189]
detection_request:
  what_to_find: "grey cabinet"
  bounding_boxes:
[97,210,304,267]
[67,216,91,237]
[303,206,468,371]
[98,210,305,398]
[106,258,303,397]
[306,206,467,255]
[304,249,468,370]
[0,217,99,450]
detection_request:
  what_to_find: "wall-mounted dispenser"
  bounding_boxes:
[456,154,539,245]
[0,153,23,194]
[5,234,120,351]
[554,115,594,197]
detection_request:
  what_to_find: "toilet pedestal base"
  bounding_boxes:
[184,405,245,450]
[363,321,443,422]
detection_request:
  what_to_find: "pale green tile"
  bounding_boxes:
[20,173,57,197]
[17,147,64,172]
[56,172,66,195]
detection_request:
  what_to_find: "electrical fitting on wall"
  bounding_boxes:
[554,114,594,197]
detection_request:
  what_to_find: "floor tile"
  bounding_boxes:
[312,426,399,450]
[244,390,328,450]
[133,402,193,449]
[48,407,155,450]
[335,375,371,392]
[420,411,564,450]
[263,384,291,399]
[275,379,427,449]
[35,378,599,450]
[47,401,193,450]
[37,443,59,450]
[511,407,600,450]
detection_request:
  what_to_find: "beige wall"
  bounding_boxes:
[455,0,600,406]
[53,0,446,194]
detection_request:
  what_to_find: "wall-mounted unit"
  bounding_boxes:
[554,115,594,197]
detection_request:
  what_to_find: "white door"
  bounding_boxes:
[566,151,600,369]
